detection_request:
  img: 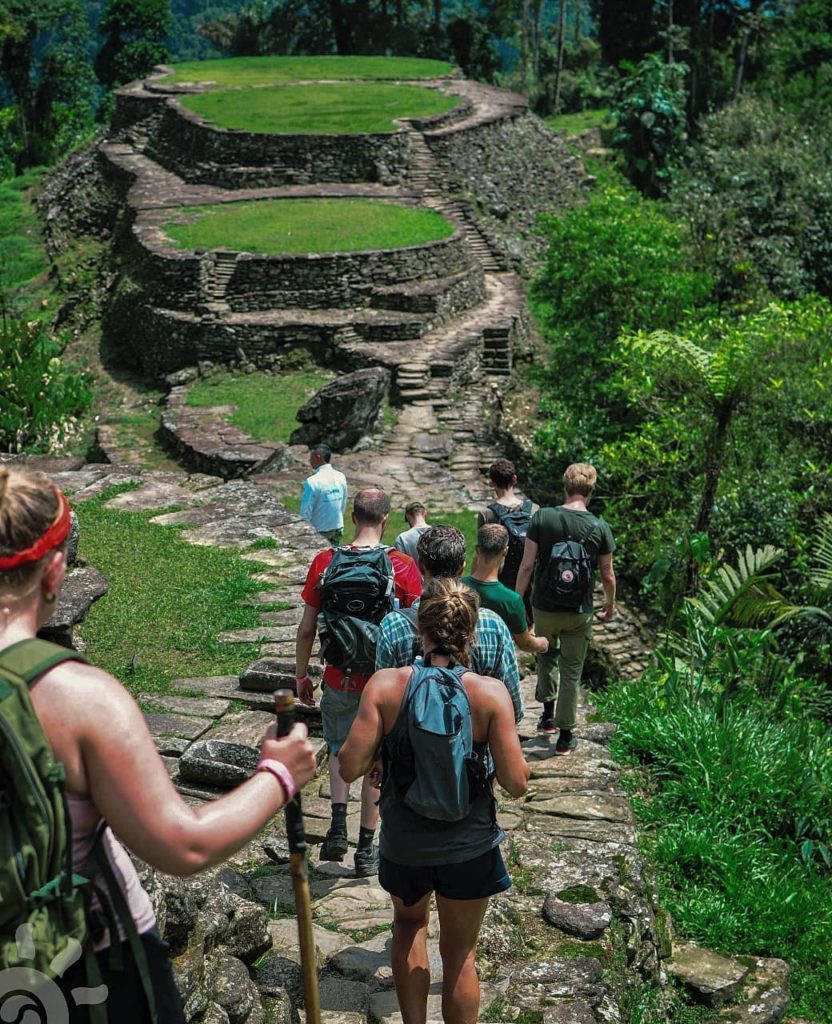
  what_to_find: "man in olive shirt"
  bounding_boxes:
[515,463,616,753]
[463,525,548,655]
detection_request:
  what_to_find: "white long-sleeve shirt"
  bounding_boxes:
[300,464,348,533]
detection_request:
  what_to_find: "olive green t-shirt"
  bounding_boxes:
[527,506,615,614]
[461,576,528,635]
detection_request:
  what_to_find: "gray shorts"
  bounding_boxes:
[320,684,362,755]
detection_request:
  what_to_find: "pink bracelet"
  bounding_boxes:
[257,759,298,802]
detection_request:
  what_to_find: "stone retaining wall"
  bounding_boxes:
[145,102,412,188]
[124,217,470,312]
[102,300,343,377]
[212,234,471,311]
[426,112,587,267]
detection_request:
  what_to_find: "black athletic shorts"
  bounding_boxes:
[379,846,511,907]
[62,927,186,1024]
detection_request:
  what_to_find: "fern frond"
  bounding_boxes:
[810,513,832,594]
[687,545,784,626]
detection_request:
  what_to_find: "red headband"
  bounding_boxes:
[0,487,72,571]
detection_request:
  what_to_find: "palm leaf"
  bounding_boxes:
[688,544,787,626]
[811,513,832,594]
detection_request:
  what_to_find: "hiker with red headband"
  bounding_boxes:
[0,465,318,1023]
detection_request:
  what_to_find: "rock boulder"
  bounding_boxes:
[290,368,390,452]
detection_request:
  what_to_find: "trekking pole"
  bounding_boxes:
[275,689,321,1024]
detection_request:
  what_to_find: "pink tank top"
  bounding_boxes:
[67,793,156,949]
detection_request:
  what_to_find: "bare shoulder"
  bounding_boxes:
[32,660,140,720]
[365,666,411,698]
[461,670,511,707]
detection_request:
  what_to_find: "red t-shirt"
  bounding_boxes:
[301,545,422,689]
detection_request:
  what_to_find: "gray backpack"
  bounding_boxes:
[396,661,475,822]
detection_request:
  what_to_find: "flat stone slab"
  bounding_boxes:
[528,794,634,824]
[331,932,442,992]
[153,735,190,756]
[171,675,281,712]
[498,958,605,1010]
[240,658,303,692]
[139,693,230,718]
[144,712,213,741]
[318,975,370,1014]
[723,956,790,1024]
[314,884,393,932]
[218,626,297,644]
[369,981,500,1024]
[268,919,351,965]
[543,1000,598,1024]
[204,709,275,747]
[526,816,638,847]
[105,481,206,511]
[667,942,749,1008]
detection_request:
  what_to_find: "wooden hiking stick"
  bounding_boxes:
[275,689,321,1024]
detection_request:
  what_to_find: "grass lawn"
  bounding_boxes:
[163,55,456,88]
[76,491,277,695]
[545,108,612,135]
[187,367,336,443]
[0,169,51,317]
[162,198,454,254]
[181,82,458,135]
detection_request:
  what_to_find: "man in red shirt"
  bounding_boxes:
[295,487,421,876]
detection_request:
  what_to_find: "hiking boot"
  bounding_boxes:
[555,729,578,755]
[537,715,557,734]
[353,844,379,878]
[319,825,348,862]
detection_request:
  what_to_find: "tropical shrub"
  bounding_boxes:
[673,97,832,302]
[0,315,91,452]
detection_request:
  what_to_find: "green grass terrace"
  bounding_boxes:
[180,82,460,134]
[161,55,456,88]
[161,198,455,254]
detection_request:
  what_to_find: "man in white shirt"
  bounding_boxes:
[300,444,348,545]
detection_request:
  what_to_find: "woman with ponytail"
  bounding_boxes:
[0,465,318,1022]
[340,576,529,1024]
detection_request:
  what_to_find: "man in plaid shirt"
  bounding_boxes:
[374,525,524,723]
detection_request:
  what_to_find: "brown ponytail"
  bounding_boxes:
[0,467,61,589]
[417,576,479,667]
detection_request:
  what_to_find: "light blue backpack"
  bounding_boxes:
[399,660,475,822]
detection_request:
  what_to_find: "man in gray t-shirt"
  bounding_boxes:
[393,501,431,562]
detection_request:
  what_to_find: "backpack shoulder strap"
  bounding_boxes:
[0,638,87,686]
[557,510,573,541]
[521,499,533,514]
[399,606,419,630]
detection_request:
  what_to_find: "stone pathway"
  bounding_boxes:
[29,455,789,1023]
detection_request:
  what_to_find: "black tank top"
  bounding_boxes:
[378,669,504,867]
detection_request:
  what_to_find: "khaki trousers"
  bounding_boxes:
[533,607,593,730]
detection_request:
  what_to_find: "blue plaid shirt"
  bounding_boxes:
[375,604,524,723]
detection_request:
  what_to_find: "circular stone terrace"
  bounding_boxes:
[103,56,534,378]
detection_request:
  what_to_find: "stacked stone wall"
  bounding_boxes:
[219,233,470,310]
[425,112,586,266]
[145,103,412,188]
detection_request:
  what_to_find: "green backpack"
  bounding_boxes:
[0,639,157,1022]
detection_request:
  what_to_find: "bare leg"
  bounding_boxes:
[436,895,490,1024]
[360,773,380,829]
[390,893,432,1024]
[329,753,350,806]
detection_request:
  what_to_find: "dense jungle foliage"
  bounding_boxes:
[1,1,831,1016]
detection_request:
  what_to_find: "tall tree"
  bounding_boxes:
[0,0,94,172]
[552,0,567,112]
[95,0,171,88]
[590,0,656,67]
